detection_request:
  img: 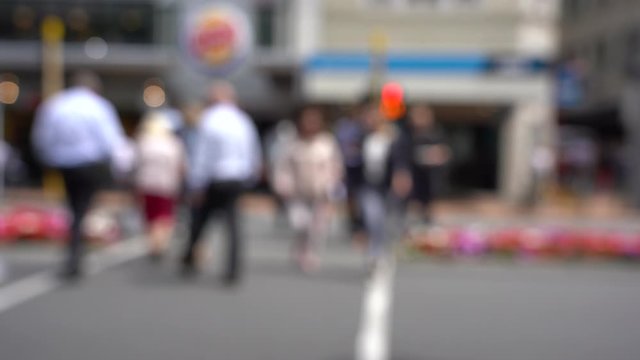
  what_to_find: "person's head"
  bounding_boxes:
[295,105,325,139]
[409,104,435,131]
[361,101,385,132]
[208,80,236,105]
[139,111,172,138]
[355,94,375,120]
[71,70,102,93]
[181,100,204,128]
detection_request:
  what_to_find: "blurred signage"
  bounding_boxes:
[181,3,253,76]
[306,53,550,75]
[487,56,549,75]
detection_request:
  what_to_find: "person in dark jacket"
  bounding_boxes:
[335,101,367,243]
[407,104,450,224]
[359,102,412,265]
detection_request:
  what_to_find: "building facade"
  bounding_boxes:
[0,0,560,201]
[300,0,560,201]
[559,0,640,202]
[0,0,299,184]
[0,0,300,118]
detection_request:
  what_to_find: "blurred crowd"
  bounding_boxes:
[20,71,452,284]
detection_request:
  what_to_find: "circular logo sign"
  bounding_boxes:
[182,3,253,75]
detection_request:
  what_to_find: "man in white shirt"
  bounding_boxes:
[182,81,261,285]
[32,71,128,280]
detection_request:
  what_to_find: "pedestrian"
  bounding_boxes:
[335,100,367,244]
[407,104,450,224]
[0,140,27,187]
[264,118,297,221]
[274,105,344,272]
[175,100,204,165]
[32,71,129,280]
[0,141,7,284]
[359,101,412,266]
[181,81,262,286]
[174,100,204,258]
[134,111,187,260]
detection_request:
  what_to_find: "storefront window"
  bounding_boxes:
[256,3,275,48]
[0,1,155,44]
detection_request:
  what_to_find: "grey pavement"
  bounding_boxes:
[0,244,59,285]
[0,258,364,360]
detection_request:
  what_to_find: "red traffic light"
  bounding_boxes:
[380,82,405,120]
[381,82,404,102]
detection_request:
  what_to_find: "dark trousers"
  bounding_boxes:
[185,181,244,281]
[345,165,364,235]
[60,162,108,271]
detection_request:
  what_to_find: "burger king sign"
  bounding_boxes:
[182,3,253,76]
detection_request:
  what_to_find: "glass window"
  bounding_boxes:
[626,28,640,74]
[0,4,39,41]
[0,1,155,44]
[595,39,608,70]
[256,3,275,48]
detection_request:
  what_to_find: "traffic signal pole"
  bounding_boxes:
[369,28,388,99]
[41,16,66,201]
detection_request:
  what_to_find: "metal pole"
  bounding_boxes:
[369,28,388,97]
[41,16,65,201]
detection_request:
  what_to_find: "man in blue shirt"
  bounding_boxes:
[32,71,128,280]
[182,81,262,286]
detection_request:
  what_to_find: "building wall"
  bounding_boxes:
[321,0,522,53]
[305,0,559,104]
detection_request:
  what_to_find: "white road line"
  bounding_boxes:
[356,257,396,360]
[0,238,146,315]
[0,272,58,313]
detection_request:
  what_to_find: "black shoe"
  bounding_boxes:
[148,251,164,264]
[58,266,82,282]
[180,254,197,278]
[220,273,240,287]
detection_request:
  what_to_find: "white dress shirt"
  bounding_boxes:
[32,87,127,168]
[189,103,262,190]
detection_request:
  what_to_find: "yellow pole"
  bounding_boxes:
[41,15,65,201]
[368,28,389,97]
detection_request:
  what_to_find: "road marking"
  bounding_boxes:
[0,238,145,315]
[0,271,58,313]
[356,257,396,360]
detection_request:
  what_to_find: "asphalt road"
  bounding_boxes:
[1,214,640,360]
[392,261,640,360]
